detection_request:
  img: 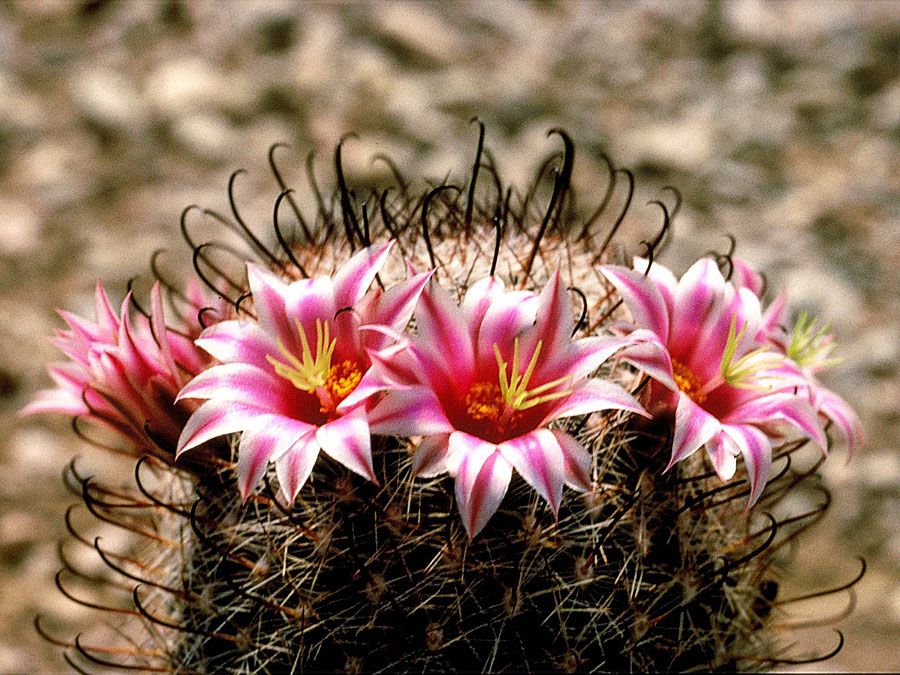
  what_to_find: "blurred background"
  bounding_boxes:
[0,0,896,671]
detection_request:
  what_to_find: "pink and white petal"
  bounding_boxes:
[729,394,827,452]
[20,388,88,417]
[552,430,592,491]
[546,379,647,422]
[731,258,765,296]
[195,320,279,370]
[284,276,336,345]
[275,431,321,503]
[450,433,511,539]
[670,258,725,358]
[316,407,376,483]
[411,434,451,478]
[527,270,575,358]
[560,333,648,383]
[499,429,564,517]
[414,281,475,379]
[461,276,506,334]
[615,329,678,391]
[446,431,495,478]
[176,363,291,412]
[359,270,433,349]
[599,264,670,340]
[722,424,772,508]
[236,417,313,501]
[692,287,763,381]
[760,292,788,341]
[93,282,121,341]
[366,386,454,437]
[817,387,863,458]
[176,399,266,455]
[149,282,180,379]
[705,431,738,481]
[669,393,722,470]
[632,257,677,317]
[246,263,294,343]
[333,241,393,309]
[476,290,539,368]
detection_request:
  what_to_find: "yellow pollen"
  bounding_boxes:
[325,360,362,407]
[464,381,506,425]
[672,360,706,404]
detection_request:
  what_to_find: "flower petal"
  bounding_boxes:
[316,407,376,483]
[499,429,564,517]
[817,387,863,458]
[411,434,451,478]
[359,270,433,350]
[616,328,677,390]
[552,430,592,491]
[236,417,315,501]
[669,392,722,470]
[366,386,454,436]
[722,424,772,508]
[633,256,677,317]
[728,393,827,451]
[547,379,647,421]
[705,431,738,481]
[413,281,475,393]
[275,431,321,503]
[176,363,293,412]
[195,320,280,371]
[731,257,765,296]
[149,282,180,381]
[176,399,266,455]
[560,334,638,383]
[449,432,511,539]
[247,263,294,345]
[333,241,393,309]
[599,264,670,340]
[669,258,725,361]
[476,289,539,369]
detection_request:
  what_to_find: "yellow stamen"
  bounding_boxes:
[493,338,572,412]
[266,319,336,392]
[787,312,843,369]
[719,314,783,390]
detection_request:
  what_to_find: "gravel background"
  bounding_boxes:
[0,1,897,671]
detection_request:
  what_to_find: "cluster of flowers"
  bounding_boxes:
[25,242,861,538]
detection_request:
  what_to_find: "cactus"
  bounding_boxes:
[31,128,861,673]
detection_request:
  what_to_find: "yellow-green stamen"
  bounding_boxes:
[267,318,337,392]
[787,312,843,369]
[493,338,572,412]
[717,314,783,391]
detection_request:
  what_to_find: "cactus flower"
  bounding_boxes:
[362,270,646,538]
[22,281,209,456]
[176,241,431,502]
[600,258,827,507]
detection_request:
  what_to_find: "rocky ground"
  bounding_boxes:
[0,1,896,671]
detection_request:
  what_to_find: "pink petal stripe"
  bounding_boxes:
[284,276,336,343]
[414,281,475,387]
[176,399,267,455]
[705,431,738,481]
[476,289,539,369]
[275,432,321,503]
[236,417,313,501]
[669,392,722,470]
[670,258,724,361]
[760,292,787,340]
[728,394,827,451]
[616,329,677,391]
[528,270,573,359]
[150,282,180,380]
[246,263,295,346]
[93,281,120,340]
[366,386,454,437]
[333,241,393,310]
[411,434,451,478]
[552,430,592,491]
[817,387,863,458]
[195,320,280,371]
[359,270,432,350]
[599,264,670,341]
[19,388,88,417]
[450,432,510,539]
[547,379,648,422]
[731,257,765,296]
[722,424,772,508]
[561,334,637,383]
[633,256,677,317]
[316,407,376,483]
[176,363,291,412]
[461,276,506,336]
[499,429,564,517]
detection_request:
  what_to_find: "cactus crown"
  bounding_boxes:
[33,127,861,673]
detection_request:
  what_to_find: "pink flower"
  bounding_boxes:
[176,242,431,502]
[22,281,209,456]
[735,266,863,458]
[600,258,827,507]
[362,271,646,539]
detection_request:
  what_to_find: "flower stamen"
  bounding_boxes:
[267,318,336,392]
[493,338,572,412]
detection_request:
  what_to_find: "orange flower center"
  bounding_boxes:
[465,381,510,426]
[323,360,362,412]
[672,360,706,404]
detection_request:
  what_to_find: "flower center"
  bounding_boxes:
[672,360,706,404]
[266,318,362,416]
[464,381,508,426]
